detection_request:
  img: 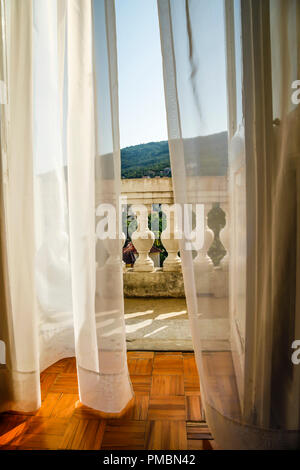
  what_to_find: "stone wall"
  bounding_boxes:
[123,269,185,298]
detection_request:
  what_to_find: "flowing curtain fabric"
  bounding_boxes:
[268,0,300,431]
[158,0,300,448]
[157,0,230,418]
[0,0,132,414]
[0,0,40,412]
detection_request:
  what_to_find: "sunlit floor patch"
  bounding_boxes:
[144,325,168,338]
[156,310,187,321]
[124,298,193,351]
[125,319,153,334]
[124,310,154,320]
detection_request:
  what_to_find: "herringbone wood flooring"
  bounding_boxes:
[0,352,214,450]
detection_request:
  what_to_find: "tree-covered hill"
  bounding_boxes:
[121,132,228,179]
[121,141,171,179]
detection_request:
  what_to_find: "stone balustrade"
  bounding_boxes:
[36,171,229,298]
[120,176,229,298]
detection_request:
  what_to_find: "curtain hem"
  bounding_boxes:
[77,364,134,414]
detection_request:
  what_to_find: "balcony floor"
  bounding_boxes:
[124,298,193,351]
[0,353,214,450]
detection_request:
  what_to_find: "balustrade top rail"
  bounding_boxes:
[121,176,228,206]
[121,177,174,206]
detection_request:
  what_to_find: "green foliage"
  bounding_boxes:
[121,141,171,179]
[120,132,228,179]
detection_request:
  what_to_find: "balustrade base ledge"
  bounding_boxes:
[123,268,185,298]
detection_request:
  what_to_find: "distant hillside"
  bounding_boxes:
[183,131,228,177]
[121,141,171,179]
[121,132,228,179]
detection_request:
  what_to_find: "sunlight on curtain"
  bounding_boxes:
[0,0,132,414]
[158,0,300,449]
[67,0,133,412]
[34,0,74,370]
[0,0,40,413]
[158,0,230,413]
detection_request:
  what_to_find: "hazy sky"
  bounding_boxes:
[115,0,168,149]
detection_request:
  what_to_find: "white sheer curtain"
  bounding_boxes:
[158,0,300,449]
[0,0,132,414]
[0,0,40,413]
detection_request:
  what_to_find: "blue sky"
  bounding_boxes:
[115,0,228,149]
[115,0,168,148]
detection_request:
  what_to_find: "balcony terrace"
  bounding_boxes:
[121,176,229,352]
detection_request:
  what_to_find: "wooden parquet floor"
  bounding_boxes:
[0,352,214,450]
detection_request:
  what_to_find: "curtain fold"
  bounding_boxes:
[0,0,132,415]
[268,0,300,431]
[67,0,100,384]
[0,0,40,413]
[158,0,300,449]
[158,0,230,413]
[34,0,74,371]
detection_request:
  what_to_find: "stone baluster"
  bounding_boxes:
[220,208,229,270]
[161,208,182,272]
[131,205,155,272]
[102,232,126,269]
[213,205,229,298]
[193,204,214,294]
[121,232,127,272]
